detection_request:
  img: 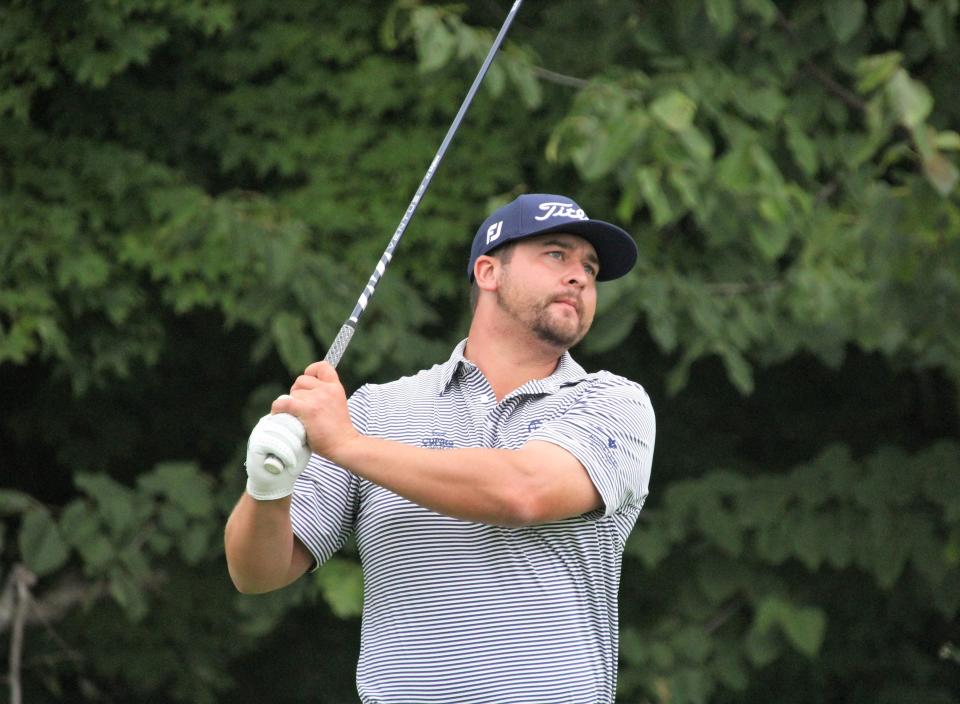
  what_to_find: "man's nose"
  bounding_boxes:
[565,264,589,286]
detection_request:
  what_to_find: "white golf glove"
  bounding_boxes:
[245,412,311,500]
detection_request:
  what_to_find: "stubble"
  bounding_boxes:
[495,275,590,350]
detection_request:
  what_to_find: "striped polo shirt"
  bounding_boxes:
[290,340,655,704]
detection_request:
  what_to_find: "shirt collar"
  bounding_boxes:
[439,338,589,396]
[438,339,473,393]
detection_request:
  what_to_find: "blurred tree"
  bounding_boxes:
[1,1,958,703]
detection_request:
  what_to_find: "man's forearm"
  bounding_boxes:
[224,493,303,593]
[331,436,600,526]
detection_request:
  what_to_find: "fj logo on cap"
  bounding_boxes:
[486,220,503,245]
[535,202,588,221]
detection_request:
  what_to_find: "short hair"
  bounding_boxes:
[469,240,518,311]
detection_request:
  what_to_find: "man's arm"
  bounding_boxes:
[273,362,603,527]
[224,493,314,593]
[337,438,601,526]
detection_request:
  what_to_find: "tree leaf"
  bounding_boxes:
[886,69,933,129]
[679,126,715,163]
[785,121,818,177]
[734,84,786,123]
[504,50,542,109]
[922,152,959,196]
[314,556,363,618]
[754,597,826,657]
[581,308,638,354]
[855,51,903,94]
[749,221,791,261]
[715,143,755,192]
[636,166,675,226]
[18,508,70,577]
[650,90,697,132]
[108,567,148,622]
[73,472,139,537]
[178,524,211,565]
[874,0,907,41]
[706,0,736,36]
[627,522,672,569]
[824,0,867,42]
[745,623,783,666]
[921,1,950,50]
[739,0,777,23]
[934,130,960,150]
[0,489,34,515]
[76,535,115,574]
[412,8,456,73]
[271,311,317,373]
[719,345,755,395]
[138,462,213,518]
[780,605,827,657]
[59,500,101,547]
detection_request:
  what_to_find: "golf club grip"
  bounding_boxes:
[262,323,357,472]
[323,322,356,369]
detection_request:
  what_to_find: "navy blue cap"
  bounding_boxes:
[467,194,637,282]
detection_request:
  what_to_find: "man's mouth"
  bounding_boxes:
[552,297,579,313]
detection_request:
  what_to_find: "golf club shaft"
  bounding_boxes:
[264,1,525,473]
[325,0,524,368]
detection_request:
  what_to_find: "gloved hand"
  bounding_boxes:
[245,411,311,500]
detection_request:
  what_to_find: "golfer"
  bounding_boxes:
[225,193,656,704]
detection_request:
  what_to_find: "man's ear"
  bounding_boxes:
[473,255,499,292]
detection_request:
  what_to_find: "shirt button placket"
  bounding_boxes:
[465,370,495,445]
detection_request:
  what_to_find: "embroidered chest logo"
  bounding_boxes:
[421,436,454,449]
[527,419,543,432]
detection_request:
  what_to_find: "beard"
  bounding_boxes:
[495,278,591,350]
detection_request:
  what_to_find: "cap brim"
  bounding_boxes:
[523,220,638,281]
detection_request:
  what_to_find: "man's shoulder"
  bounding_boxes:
[575,367,649,392]
[572,369,654,409]
[354,360,450,400]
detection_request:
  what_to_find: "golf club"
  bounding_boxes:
[265,0,525,473]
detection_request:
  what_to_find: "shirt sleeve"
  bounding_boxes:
[289,384,370,569]
[529,374,655,518]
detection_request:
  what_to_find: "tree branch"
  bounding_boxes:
[530,65,647,102]
[7,565,36,704]
[0,572,107,636]
[705,597,744,634]
[530,65,593,90]
[774,10,867,113]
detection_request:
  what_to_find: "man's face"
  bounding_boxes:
[493,233,599,350]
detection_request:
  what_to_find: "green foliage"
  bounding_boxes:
[7,463,220,622]
[232,554,362,641]
[0,1,958,703]
[620,440,960,702]
[540,0,960,394]
[384,2,543,109]
[0,0,234,120]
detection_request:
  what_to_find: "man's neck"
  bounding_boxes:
[462,324,565,401]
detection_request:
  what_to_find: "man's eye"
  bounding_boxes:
[547,251,563,260]
[584,264,598,277]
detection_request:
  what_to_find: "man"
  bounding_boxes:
[225,193,656,704]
